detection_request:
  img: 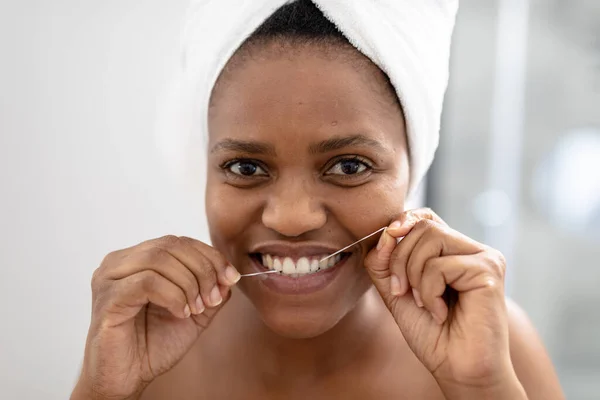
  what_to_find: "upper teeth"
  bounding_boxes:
[261,254,342,275]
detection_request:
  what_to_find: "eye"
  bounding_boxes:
[225,160,268,177]
[326,157,370,176]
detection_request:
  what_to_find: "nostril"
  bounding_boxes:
[261,209,327,238]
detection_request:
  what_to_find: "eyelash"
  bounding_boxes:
[221,159,268,179]
[324,156,373,178]
[220,156,374,182]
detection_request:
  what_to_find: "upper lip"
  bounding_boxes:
[249,242,346,258]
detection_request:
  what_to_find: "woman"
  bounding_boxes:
[71,1,564,399]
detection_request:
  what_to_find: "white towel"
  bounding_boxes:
[156,0,458,197]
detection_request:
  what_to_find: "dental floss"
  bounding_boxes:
[319,226,387,263]
[240,270,280,278]
[241,226,390,277]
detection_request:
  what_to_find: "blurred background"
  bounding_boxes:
[0,0,598,399]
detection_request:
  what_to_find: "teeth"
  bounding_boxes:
[327,256,335,268]
[266,254,273,269]
[282,257,296,274]
[296,257,310,274]
[318,258,328,270]
[310,259,319,273]
[273,258,283,272]
[260,253,347,276]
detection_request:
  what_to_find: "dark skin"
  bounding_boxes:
[71,43,564,400]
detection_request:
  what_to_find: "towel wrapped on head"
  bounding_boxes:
[156,0,459,197]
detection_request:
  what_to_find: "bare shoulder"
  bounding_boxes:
[506,297,565,400]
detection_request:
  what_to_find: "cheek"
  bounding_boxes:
[205,176,259,249]
[332,177,407,234]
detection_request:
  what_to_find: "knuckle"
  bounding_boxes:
[192,240,228,269]
[422,207,435,218]
[100,251,118,267]
[212,252,228,269]
[482,248,506,277]
[423,207,445,224]
[135,270,158,291]
[97,249,125,273]
[423,257,439,274]
[145,246,170,262]
[91,267,103,289]
[415,218,436,233]
[91,266,112,294]
[178,235,195,248]
[157,234,182,249]
[91,284,112,313]
[389,247,407,269]
[197,264,217,285]
[481,276,501,292]
[182,276,199,296]
[495,250,507,271]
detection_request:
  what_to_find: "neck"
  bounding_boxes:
[226,286,398,384]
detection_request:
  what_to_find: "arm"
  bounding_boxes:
[506,298,565,400]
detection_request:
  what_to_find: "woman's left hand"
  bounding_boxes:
[365,208,527,399]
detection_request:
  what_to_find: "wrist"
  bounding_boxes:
[437,375,527,400]
[71,378,142,400]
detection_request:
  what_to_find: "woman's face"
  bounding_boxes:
[206,43,409,338]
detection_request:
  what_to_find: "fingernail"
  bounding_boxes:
[376,229,388,250]
[390,274,402,296]
[388,221,402,231]
[183,304,191,318]
[412,288,424,308]
[209,286,223,307]
[195,295,205,314]
[225,265,241,285]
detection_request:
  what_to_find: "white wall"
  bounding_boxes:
[0,1,202,398]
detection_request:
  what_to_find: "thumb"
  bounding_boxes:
[365,230,431,337]
[364,229,399,303]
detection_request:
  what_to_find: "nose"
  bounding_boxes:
[261,177,327,237]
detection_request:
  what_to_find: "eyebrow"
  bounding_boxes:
[210,139,277,156]
[308,134,387,155]
[210,134,388,156]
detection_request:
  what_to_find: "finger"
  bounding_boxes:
[105,246,203,315]
[101,270,189,327]
[387,220,433,300]
[365,230,434,332]
[389,220,482,296]
[419,258,449,325]
[364,229,398,305]
[178,236,241,287]
[387,243,410,298]
[153,236,234,309]
[190,284,232,329]
[386,207,447,238]
[419,253,506,324]
[405,221,481,290]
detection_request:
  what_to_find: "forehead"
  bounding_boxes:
[207,45,405,148]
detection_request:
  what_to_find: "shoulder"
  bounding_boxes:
[506,297,565,400]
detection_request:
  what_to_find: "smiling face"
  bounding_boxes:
[206,41,409,338]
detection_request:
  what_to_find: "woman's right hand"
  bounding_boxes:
[71,235,241,400]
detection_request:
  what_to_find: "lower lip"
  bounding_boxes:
[249,256,348,295]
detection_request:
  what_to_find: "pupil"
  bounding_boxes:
[341,160,360,174]
[239,162,257,175]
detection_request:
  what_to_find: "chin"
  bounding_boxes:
[255,304,349,339]
[233,248,373,338]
